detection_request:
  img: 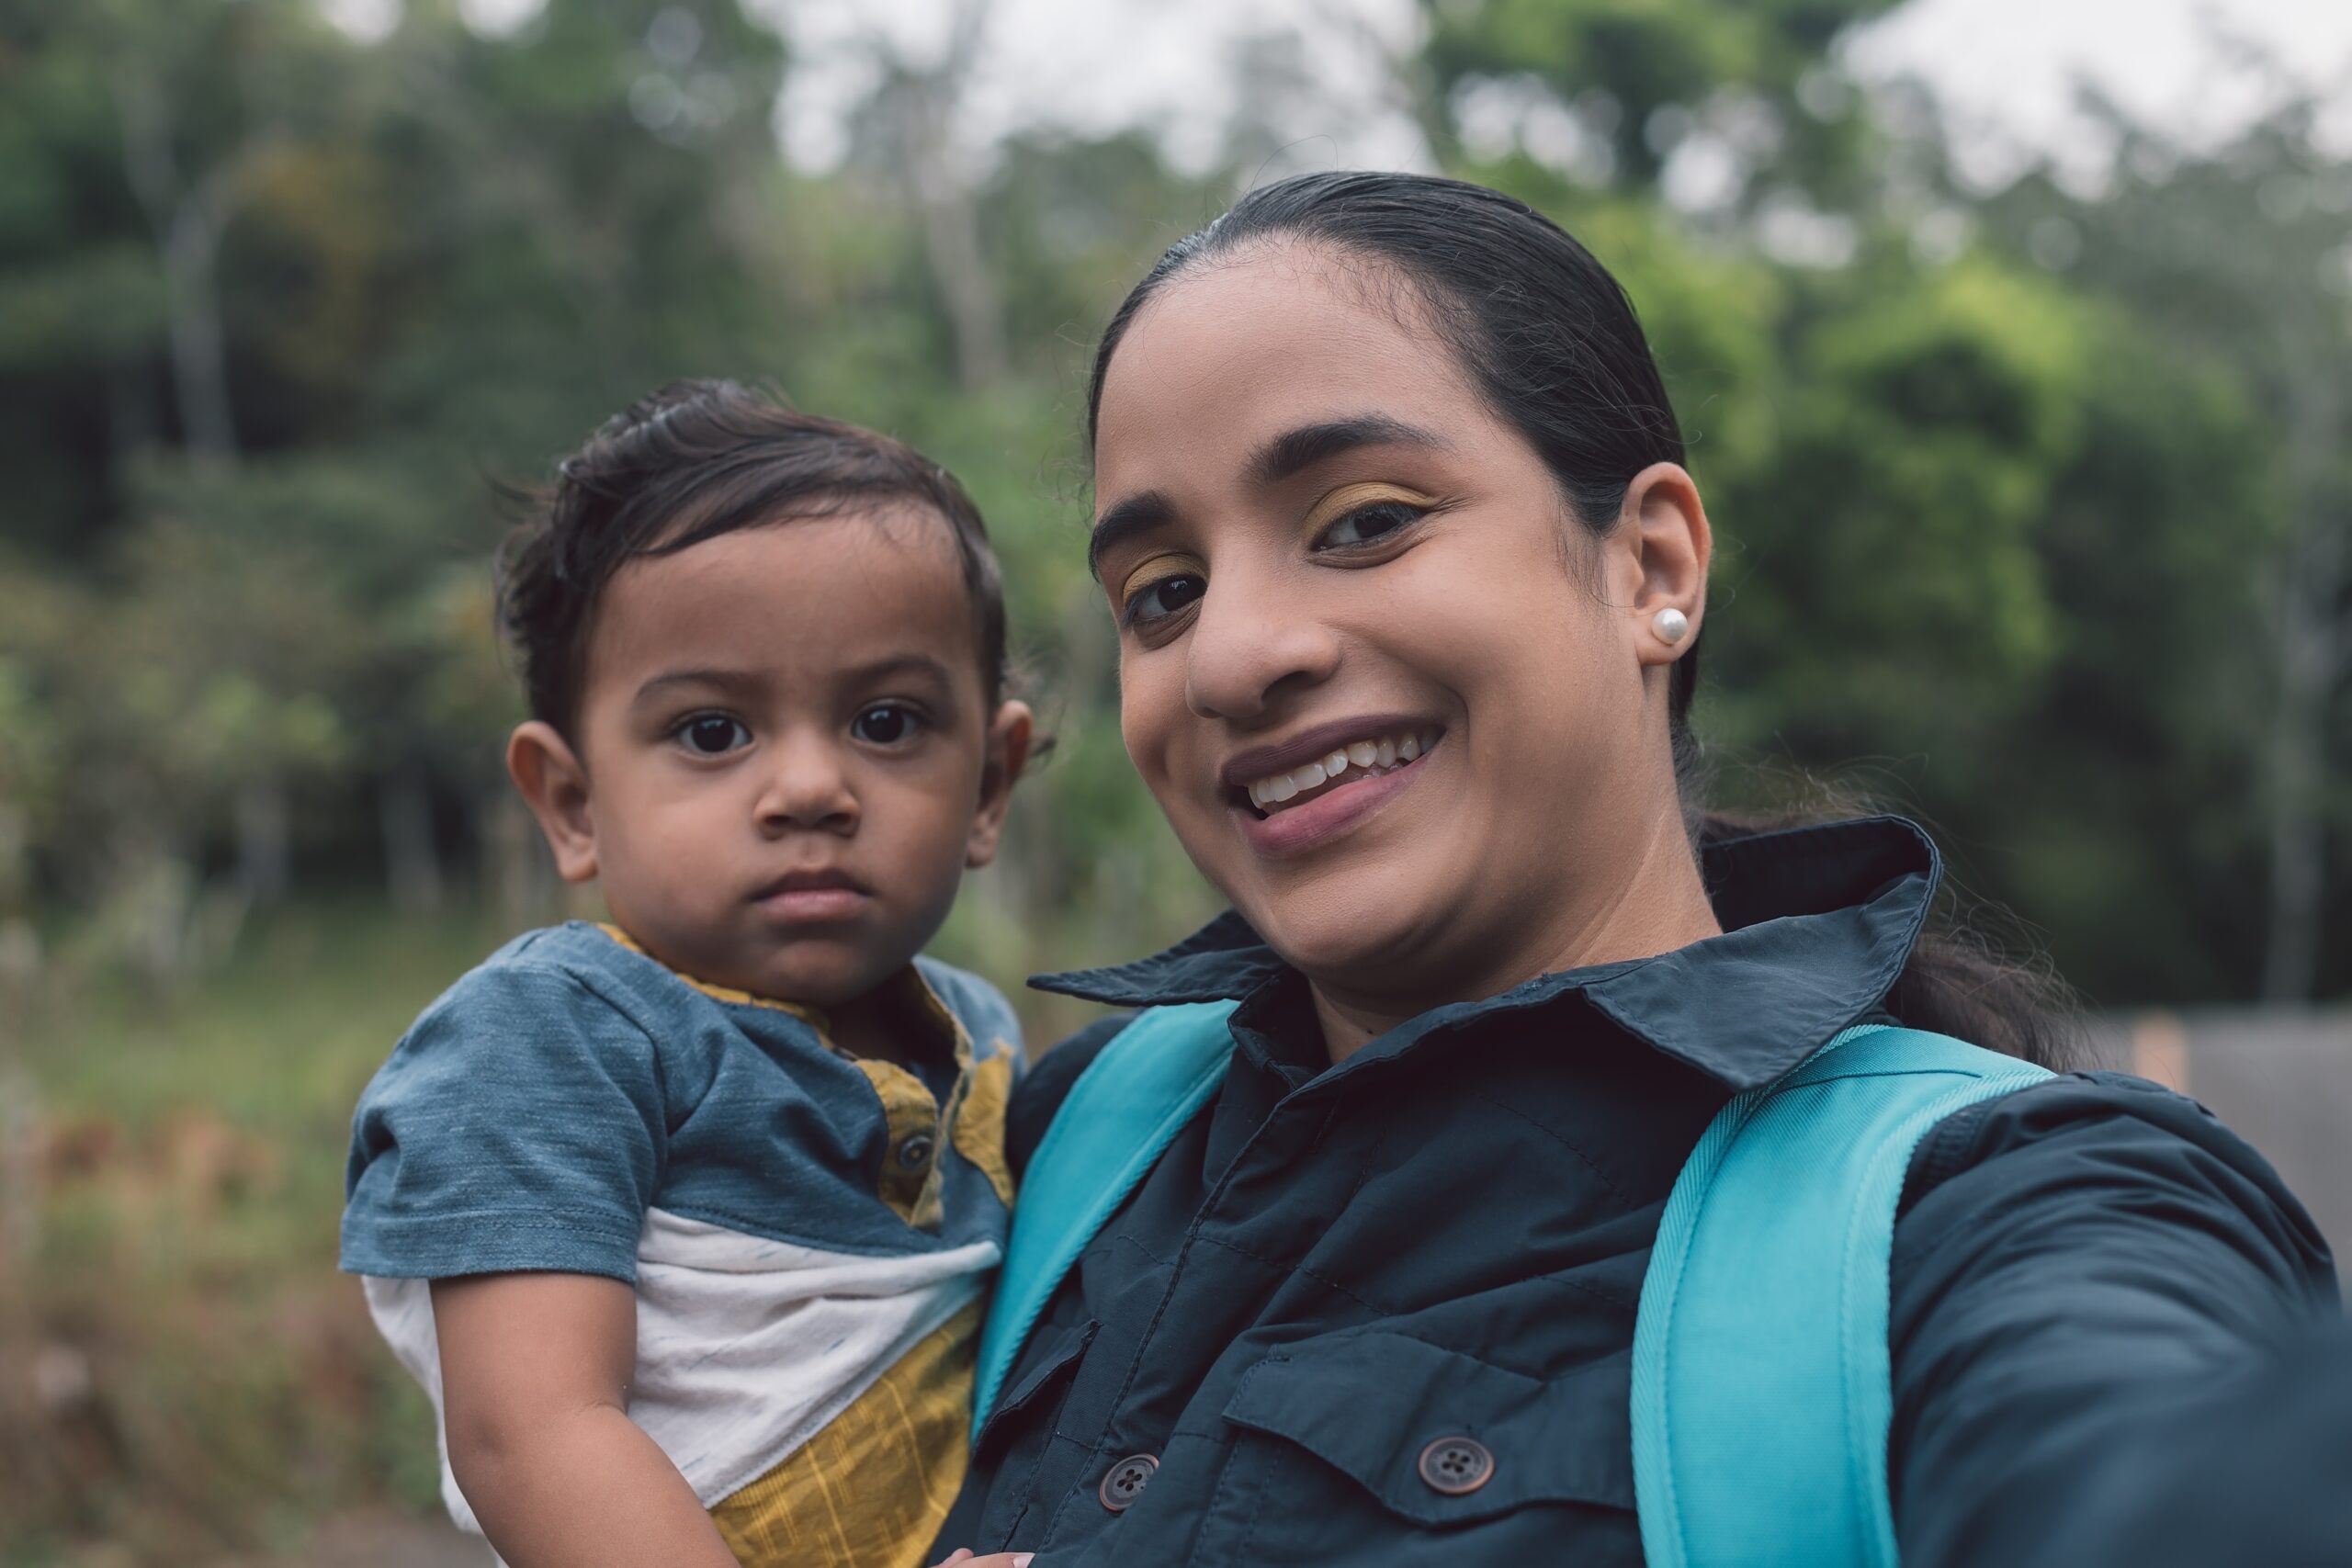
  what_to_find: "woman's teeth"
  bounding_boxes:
[1245,729,1439,812]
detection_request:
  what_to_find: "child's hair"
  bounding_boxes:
[1086,172,2086,1071]
[498,379,1010,736]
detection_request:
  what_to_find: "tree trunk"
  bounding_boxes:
[911,149,1007,390]
[2258,333,2345,1004]
[886,0,1005,391]
[380,766,445,913]
[233,773,290,905]
[488,788,558,925]
[113,70,243,463]
[157,195,239,461]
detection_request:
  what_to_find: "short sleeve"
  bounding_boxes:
[1888,1071,2339,1568]
[341,956,667,1283]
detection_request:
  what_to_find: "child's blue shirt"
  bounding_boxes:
[342,920,1021,1556]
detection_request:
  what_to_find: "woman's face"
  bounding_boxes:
[1091,243,1706,1028]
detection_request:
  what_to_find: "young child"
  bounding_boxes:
[342,380,1035,1568]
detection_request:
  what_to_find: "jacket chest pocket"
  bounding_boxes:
[1208,1330,1640,1565]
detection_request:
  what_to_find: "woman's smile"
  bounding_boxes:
[1224,720,1445,857]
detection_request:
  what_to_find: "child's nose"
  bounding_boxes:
[752,738,859,835]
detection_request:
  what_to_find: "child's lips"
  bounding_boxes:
[752,869,872,923]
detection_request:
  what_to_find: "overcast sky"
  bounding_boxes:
[764,0,2352,186]
[344,0,2352,191]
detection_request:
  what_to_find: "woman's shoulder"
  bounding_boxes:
[1889,1066,2337,1446]
[1897,1066,2334,1285]
[1888,1073,2341,1562]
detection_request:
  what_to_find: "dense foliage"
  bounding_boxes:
[1,0,2346,1012]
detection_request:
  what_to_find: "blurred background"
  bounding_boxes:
[2,0,2348,1561]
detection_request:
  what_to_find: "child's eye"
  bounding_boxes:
[852,704,922,745]
[1121,568,1207,628]
[1315,498,1427,549]
[675,715,751,756]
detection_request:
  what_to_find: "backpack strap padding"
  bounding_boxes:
[972,1000,1241,1440]
[1631,1024,2052,1568]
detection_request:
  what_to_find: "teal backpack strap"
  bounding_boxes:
[1631,1024,2052,1568]
[971,1000,1240,1440]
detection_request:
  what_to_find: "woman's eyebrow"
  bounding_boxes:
[1248,414,1451,486]
[1088,489,1175,581]
[1089,415,1449,581]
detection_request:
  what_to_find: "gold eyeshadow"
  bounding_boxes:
[1118,552,1207,611]
[1302,480,1442,537]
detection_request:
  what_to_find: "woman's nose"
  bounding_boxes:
[752,736,860,835]
[1181,560,1343,722]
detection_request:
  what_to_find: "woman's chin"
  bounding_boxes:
[1253,903,1453,1005]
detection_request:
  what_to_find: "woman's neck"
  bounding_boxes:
[1306,810,1723,1063]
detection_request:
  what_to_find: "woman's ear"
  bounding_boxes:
[965,700,1035,869]
[506,720,600,884]
[1614,461,1711,668]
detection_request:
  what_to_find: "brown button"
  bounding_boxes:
[894,1131,936,1170]
[1418,1435,1494,1495]
[1098,1452,1159,1512]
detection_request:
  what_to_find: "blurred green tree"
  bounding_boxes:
[1974,100,2352,1001]
[0,0,2341,1011]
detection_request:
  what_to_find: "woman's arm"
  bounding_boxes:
[1888,1072,2341,1567]
[432,1272,741,1568]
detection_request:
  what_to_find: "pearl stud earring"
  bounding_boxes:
[1652,607,1690,645]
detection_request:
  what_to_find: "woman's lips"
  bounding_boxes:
[1234,741,1436,858]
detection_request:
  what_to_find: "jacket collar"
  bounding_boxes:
[1031,816,1941,1092]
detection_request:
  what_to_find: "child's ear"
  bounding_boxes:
[965,700,1035,870]
[1613,461,1711,668]
[506,721,600,884]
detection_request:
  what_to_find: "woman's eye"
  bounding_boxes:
[677,715,750,756]
[1317,499,1425,548]
[852,704,920,745]
[1125,570,1206,627]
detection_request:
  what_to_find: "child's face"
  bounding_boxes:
[1089,243,1705,1021]
[510,509,1029,1008]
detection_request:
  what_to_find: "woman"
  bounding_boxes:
[935,172,2336,1567]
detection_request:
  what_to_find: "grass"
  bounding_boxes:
[0,850,1194,1567]
[1,902,514,1566]
[0,886,1165,1565]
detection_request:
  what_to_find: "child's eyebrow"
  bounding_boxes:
[840,653,957,690]
[634,656,958,707]
[633,667,763,706]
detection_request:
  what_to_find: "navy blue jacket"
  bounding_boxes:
[941,818,2339,1567]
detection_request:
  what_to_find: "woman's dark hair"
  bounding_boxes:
[498,379,1011,738]
[1087,171,2080,1067]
